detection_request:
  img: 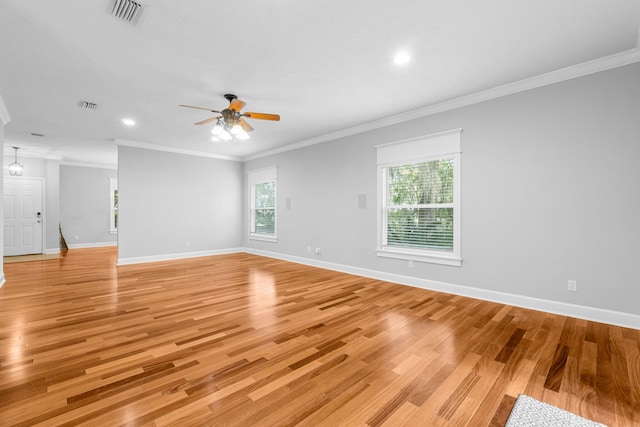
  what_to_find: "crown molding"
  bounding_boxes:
[245,46,640,162]
[2,143,63,161]
[115,138,242,162]
[61,160,117,170]
[0,93,11,125]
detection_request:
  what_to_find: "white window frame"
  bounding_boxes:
[248,166,278,243]
[376,129,462,266]
[109,177,118,235]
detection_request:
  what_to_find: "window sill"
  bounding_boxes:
[376,249,462,267]
[249,235,278,243]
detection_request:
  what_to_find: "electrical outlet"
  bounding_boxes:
[568,280,577,292]
[307,246,311,253]
[185,241,190,248]
[74,235,79,240]
[408,260,414,268]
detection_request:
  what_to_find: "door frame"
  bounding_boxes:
[4,176,46,256]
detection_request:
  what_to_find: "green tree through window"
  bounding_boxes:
[254,182,275,235]
[114,189,118,229]
[109,178,118,234]
[248,166,277,241]
[385,158,454,251]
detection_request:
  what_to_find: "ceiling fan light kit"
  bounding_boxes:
[180,94,280,142]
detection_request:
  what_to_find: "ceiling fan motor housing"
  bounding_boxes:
[221,109,241,127]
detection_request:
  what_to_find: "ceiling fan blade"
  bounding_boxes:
[179,104,221,113]
[195,116,222,125]
[239,118,254,132]
[229,99,246,111]
[243,112,280,121]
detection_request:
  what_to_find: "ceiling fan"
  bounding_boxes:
[179,94,280,140]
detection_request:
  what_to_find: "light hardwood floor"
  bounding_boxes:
[1,247,638,426]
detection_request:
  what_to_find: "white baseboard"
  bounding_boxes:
[0,272,5,289]
[244,248,640,330]
[44,248,61,255]
[67,242,117,249]
[117,247,244,266]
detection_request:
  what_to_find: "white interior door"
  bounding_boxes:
[4,177,44,256]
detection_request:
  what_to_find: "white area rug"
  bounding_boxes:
[505,395,607,427]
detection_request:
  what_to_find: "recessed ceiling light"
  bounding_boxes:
[122,118,136,126]
[393,52,411,65]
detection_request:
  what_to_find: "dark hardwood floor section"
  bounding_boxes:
[1,247,638,426]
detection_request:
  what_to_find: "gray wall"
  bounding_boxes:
[118,146,243,260]
[44,159,60,252]
[245,62,640,316]
[59,165,117,246]
[0,122,4,282]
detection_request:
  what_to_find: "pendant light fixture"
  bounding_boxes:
[8,146,23,176]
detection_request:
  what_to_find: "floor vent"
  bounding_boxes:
[79,100,98,111]
[111,0,142,24]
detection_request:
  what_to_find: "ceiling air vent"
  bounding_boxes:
[79,100,98,111]
[111,0,142,24]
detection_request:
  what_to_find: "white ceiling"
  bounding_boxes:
[1,0,639,167]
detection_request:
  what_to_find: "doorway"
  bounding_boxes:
[4,177,44,256]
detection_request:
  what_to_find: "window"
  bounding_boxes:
[109,177,118,234]
[248,167,277,242]
[376,129,462,266]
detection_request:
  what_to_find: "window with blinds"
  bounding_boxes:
[253,181,276,235]
[376,129,462,266]
[383,158,454,250]
[248,167,277,242]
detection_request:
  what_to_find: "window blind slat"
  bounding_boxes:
[386,207,454,250]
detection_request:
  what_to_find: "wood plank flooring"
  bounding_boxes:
[1,247,638,426]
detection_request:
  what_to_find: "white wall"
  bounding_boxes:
[117,146,243,263]
[59,165,116,247]
[245,61,640,320]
